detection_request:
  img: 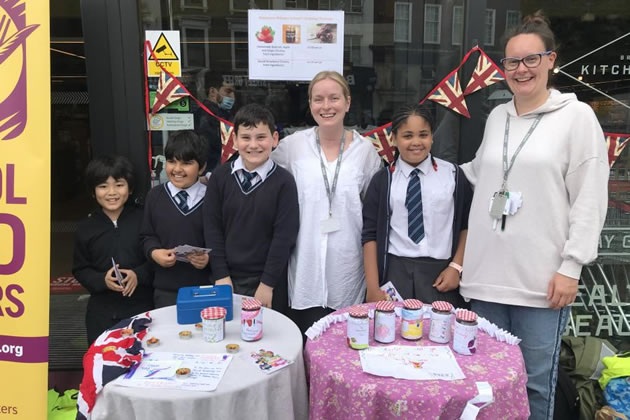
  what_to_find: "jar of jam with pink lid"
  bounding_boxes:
[400,299,423,340]
[347,306,369,350]
[453,309,478,355]
[374,300,396,343]
[429,300,453,343]
[241,298,263,341]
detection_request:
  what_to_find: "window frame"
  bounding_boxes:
[484,8,496,47]
[424,3,442,45]
[452,5,463,46]
[394,2,413,43]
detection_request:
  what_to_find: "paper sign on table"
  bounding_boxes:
[359,346,465,381]
[126,359,182,380]
[114,352,232,391]
[249,349,293,374]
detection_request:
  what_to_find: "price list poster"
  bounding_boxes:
[0,0,50,418]
[248,9,344,81]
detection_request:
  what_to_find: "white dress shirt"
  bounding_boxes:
[388,155,455,259]
[166,180,206,209]
[231,156,275,191]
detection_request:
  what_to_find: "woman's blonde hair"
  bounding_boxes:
[308,70,350,101]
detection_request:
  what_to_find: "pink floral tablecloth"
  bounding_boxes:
[304,306,530,420]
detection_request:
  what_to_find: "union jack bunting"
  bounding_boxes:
[424,71,470,118]
[151,70,189,115]
[221,120,237,163]
[463,50,505,95]
[76,313,152,420]
[605,132,630,168]
[363,123,396,164]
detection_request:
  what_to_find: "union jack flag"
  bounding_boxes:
[221,120,237,163]
[151,69,188,115]
[605,132,630,168]
[76,313,152,420]
[424,71,470,118]
[463,51,505,95]
[364,123,396,164]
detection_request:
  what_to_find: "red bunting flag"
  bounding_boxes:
[463,49,505,95]
[363,123,396,164]
[151,69,189,115]
[605,132,630,168]
[423,70,470,118]
[220,120,237,164]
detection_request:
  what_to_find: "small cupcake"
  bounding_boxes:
[195,323,203,330]
[147,337,160,347]
[226,344,240,354]
[179,330,192,340]
[176,367,191,378]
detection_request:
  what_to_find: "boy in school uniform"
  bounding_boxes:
[204,103,299,312]
[141,131,211,308]
[73,156,154,344]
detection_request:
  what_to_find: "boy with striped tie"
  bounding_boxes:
[141,131,211,308]
[204,104,299,313]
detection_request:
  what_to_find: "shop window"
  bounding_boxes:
[506,10,521,31]
[285,0,308,8]
[452,5,463,45]
[318,0,362,13]
[231,28,248,71]
[394,2,412,43]
[231,0,270,12]
[344,34,362,63]
[484,9,496,46]
[318,0,330,9]
[182,25,209,69]
[424,4,441,44]
[181,0,207,10]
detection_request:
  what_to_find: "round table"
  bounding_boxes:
[305,306,530,419]
[91,296,308,420]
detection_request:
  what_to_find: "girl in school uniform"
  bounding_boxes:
[362,103,473,305]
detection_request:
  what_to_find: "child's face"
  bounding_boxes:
[235,123,279,171]
[393,115,433,167]
[95,176,129,217]
[165,158,203,189]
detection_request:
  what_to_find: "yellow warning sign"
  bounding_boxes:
[148,61,181,77]
[152,33,178,60]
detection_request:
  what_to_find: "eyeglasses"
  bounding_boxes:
[500,51,553,71]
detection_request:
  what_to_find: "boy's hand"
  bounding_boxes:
[366,286,388,302]
[104,267,124,293]
[187,252,209,269]
[119,269,138,297]
[215,276,233,289]
[151,249,176,267]
[433,267,460,292]
[254,283,273,308]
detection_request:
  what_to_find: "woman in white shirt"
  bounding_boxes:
[272,71,382,335]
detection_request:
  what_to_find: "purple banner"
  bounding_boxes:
[0,335,48,363]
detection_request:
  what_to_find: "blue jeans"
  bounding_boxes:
[471,300,570,420]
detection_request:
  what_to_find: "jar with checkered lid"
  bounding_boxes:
[400,299,423,341]
[374,301,396,343]
[241,298,263,341]
[200,306,227,343]
[453,309,478,355]
[429,301,454,344]
[347,306,369,350]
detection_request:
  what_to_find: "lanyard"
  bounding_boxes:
[316,128,346,217]
[502,114,543,191]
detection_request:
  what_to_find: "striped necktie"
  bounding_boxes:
[405,169,424,244]
[240,170,258,193]
[175,190,189,212]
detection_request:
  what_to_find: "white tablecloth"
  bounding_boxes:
[91,296,308,420]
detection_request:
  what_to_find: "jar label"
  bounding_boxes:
[453,322,478,355]
[203,318,224,343]
[429,311,452,343]
[241,308,263,341]
[347,316,369,349]
[374,311,396,343]
[400,308,423,340]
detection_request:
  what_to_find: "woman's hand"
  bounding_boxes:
[547,272,578,309]
[433,266,460,292]
[254,283,273,308]
[187,252,209,269]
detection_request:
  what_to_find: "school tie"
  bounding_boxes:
[175,190,189,212]
[405,169,424,244]
[240,170,258,193]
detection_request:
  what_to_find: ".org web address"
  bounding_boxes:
[0,344,23,358]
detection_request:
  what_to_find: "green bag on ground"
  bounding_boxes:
[47,388,78,420]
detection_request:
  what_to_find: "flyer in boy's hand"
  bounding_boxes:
[173,245,212,263]
[111,257,124,285]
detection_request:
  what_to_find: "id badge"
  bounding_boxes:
[489,192,508,219]
[321,217,341,233]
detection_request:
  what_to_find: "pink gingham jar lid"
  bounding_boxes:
[242,298,262,311]
[348,306,369,318]
[432,301,453,312]
[200,306,227,320]
[456,309,478,322]
[403,299,424,310]
[375,301,395,312]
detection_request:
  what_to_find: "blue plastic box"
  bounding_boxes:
[176,285,233,324]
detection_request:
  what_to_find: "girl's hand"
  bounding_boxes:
[547,272,578,309]
[433,267,460,292]
[119,269,138,297]
[366,286,388,302]
[187,252,209,269]
[151,249,177,267]
[104,266,124,293]
[254,283,273,308]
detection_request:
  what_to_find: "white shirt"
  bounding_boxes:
[272,127,382,310]
[166,180,206,209]
[388,156,455,259]
[231,156,275,190]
